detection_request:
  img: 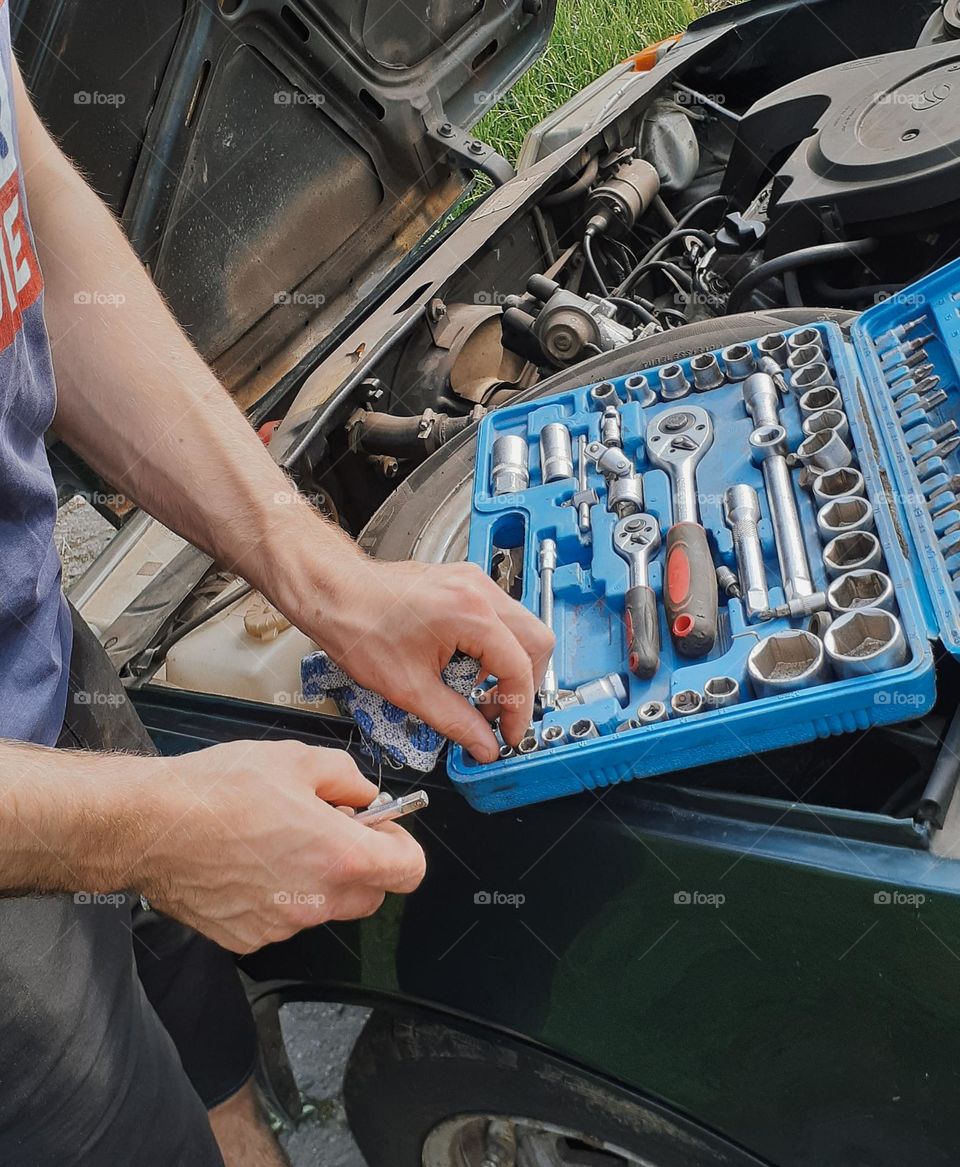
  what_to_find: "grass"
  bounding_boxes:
[474,0,708,166]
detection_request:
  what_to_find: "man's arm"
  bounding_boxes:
[12,64,551,761]
[0,737,424,953]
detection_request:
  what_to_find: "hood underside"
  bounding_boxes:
[11,0,555,405]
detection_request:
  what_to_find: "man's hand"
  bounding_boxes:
[292,558,555,763]
[134,740,425,953]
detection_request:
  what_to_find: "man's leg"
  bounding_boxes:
[63,604,289,1166]
[210,1081,293,1167]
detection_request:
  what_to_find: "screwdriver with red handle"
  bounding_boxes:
[645,405,718,658]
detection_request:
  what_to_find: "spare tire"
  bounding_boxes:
[359,308,853,562]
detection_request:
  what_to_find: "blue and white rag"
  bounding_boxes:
[300,650,479,772]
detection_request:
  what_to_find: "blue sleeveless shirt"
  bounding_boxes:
[0,5,71,745]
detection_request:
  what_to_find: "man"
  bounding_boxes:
[0,3,552,1164]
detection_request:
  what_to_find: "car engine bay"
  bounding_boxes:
[68,0,960,824]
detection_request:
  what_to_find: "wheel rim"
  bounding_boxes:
[422,1113,654,1167]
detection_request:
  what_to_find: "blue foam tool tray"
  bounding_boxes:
[447,260,960,812]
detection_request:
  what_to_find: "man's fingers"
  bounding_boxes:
[335,816,427,894]
[305,746,379,807]
[463,618,536,747]
[483,582,555,691]
[411,678,500,762]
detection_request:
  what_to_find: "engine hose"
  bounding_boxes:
[351,410,475,459]
[726,238,878,313]
[540,155,600,207]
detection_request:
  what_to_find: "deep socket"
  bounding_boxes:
[539,423,574,482]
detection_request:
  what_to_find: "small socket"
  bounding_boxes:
[802,408,849,444]
[758,332,788,364]
[787,345,823,373]
[747,630,829,697]
[792,362,834,392]
[637,700,668,725]
[690,351,725,391]
[541,724,565,747]
[615,719,641,733]
[659,363,691,399]
[671,689,704,717]
[569,718,599,741]
[624,373,657,407]
[822,530,884,577]
[816,495,875,538]
[721,343,757,381]
[491,434,529,495]
[797,428,853,471]
[590,381,620,408]
[799,385,842,417]
[827,570,896,614]
[811,467,865,506]
[498,744,515,760]
[517,731,539,755]
[823,608,907,678]
[703,676,740,708]
[787,327,823,354]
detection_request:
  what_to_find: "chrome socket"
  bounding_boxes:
[791,362,834,392]
[811,466,865,506]
[802,408,849,444]
[540,724,566,748]
[517,730,539,755]
[758,332,788,365]
[799,385,842,417]
[624,373,657,407]
[569,718,600,741]
[703,676,741,708]
[590,381,620,408]
[498,743,515,760]
[747,629,830,697]
[786,345,823,375]
[539,423,574,482]
[615,718,641,733]
[690,351,725,391]
[722,343,757,381]
[823,608,907,678]
[826,570,896,615]
[787,327,823,356]
[797,428,853,471]
[491,434,530,496]
[671,689,704,717]
[659,363,691,399]
[822,530,884,577]
[743,372,780,429]
[637,700,668,725]
[816,495,874,539]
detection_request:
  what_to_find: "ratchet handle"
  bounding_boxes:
[624,583,660,679]
[665,521,717,658]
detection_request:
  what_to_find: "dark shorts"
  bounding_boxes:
[0,607,257,1166]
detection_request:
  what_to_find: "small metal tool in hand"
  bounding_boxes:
[354,790,429,825]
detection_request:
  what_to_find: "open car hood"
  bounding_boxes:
[12,0,555,407]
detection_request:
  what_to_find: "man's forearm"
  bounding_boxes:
[0,741,152,895]
[12,63,361,615]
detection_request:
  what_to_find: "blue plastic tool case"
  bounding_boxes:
[448,259,960,813]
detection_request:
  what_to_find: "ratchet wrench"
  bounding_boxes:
[646,405,717,657]
[613,514,662,679]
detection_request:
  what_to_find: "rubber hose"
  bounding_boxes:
[353,410,474,458]
[540,156,600,207]
[726,238,878,313]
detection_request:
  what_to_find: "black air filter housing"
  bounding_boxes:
[723,41,960,255]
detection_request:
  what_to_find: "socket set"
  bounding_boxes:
[446,260,960,812]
